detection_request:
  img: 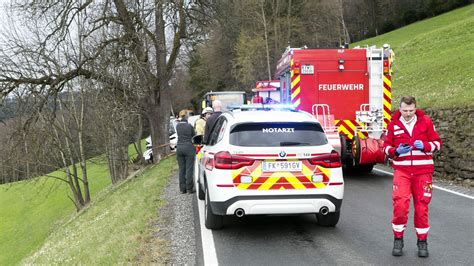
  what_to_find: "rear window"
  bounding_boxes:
[229,122,327,147]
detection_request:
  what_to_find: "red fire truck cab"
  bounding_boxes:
[275,46,394,172]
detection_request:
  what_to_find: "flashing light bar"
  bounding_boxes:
[227,104,297,112]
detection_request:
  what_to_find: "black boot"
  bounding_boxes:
[417,239,429,257]
[392,237,404,256]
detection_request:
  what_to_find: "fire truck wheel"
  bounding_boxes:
[316,211,340,227]
[344,163,374,174]
[204,187,223,230]
[352,135,361,164]
[356,164,374,173]
[339,135,349,160]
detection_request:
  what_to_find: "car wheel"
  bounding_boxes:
[316,211,340,227]
[198,180,205,200]
[204,187,223,230]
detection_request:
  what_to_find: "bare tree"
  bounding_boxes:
[0,0,212,164]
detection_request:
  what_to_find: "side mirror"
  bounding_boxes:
[192,135,203,145]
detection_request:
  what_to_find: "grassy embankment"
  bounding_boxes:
[353,5,473,109]
[23,157,176,264]
[0,158,111,264]
[0,142,176,264]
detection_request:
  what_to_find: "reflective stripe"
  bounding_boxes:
[392,159,434,166]
[392,223,406,232]
[394,130,404,135]
[398,150,432,157]
[384,146,391,156]
[415,227,430,234]
[433,141,441,150]
[430,142,436,152]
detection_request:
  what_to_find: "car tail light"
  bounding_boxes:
[308,150,341,168]
[214,151,255,169]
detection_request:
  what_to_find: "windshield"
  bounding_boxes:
[211,94,245,111]
[229,122,327,147]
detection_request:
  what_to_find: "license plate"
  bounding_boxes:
[301,65,314,74]
[261,161,302,172]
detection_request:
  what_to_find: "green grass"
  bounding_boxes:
[0,158,111,265]
[353,5,474,109]
[22,156,176,264]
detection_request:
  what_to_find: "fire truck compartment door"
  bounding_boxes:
[314,71,369,121]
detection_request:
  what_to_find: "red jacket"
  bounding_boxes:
[383,109,442,174]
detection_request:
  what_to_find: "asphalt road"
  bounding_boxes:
[194,169,474,265]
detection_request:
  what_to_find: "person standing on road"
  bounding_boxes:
[203,100,223,144]
[176,109,196,194]
[383,96,442,257]
[195,107,213,136]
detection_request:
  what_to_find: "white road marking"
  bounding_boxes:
[373,168,474,200]
[197,195,219,265]
[195,161,219,265]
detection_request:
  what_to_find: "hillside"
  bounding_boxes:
[0,159,111,264]
[353,5,474,109]
[0,143,146,264]
[23,157,176,264]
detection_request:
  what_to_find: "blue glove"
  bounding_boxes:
[414,140,424,150]
[395,143,412,155]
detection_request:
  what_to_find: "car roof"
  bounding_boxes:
[224,110,318,124]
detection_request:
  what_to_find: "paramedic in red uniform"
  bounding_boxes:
[383,96,442,258]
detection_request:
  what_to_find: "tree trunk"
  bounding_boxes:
[134,113,144,164]
[286,0,292,44]
[146,94,171,162]
[261,0,272,81]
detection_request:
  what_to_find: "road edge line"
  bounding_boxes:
[195,162,219,266]
[197,196,219,265]
[373,168,474,200]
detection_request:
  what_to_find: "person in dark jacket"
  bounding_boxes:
[203,100,223,144]
[176,109,196,194]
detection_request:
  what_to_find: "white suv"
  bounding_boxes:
[194,106,344,229]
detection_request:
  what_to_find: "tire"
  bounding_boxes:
[204,187,223,230]
[356,164,374,173]
[339,135,350,161]
[197,179,205,200]
[344,163,374,174]
[316,211,340,227]
[352,135,361,165]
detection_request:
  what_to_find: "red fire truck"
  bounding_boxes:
[275,45,394,172]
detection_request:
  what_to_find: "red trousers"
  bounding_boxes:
[392,170,433,240]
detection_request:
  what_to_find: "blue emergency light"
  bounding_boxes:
[227,104,297,112]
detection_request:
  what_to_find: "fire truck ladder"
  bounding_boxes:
[312,104,336,132]
[355,104,384,138]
